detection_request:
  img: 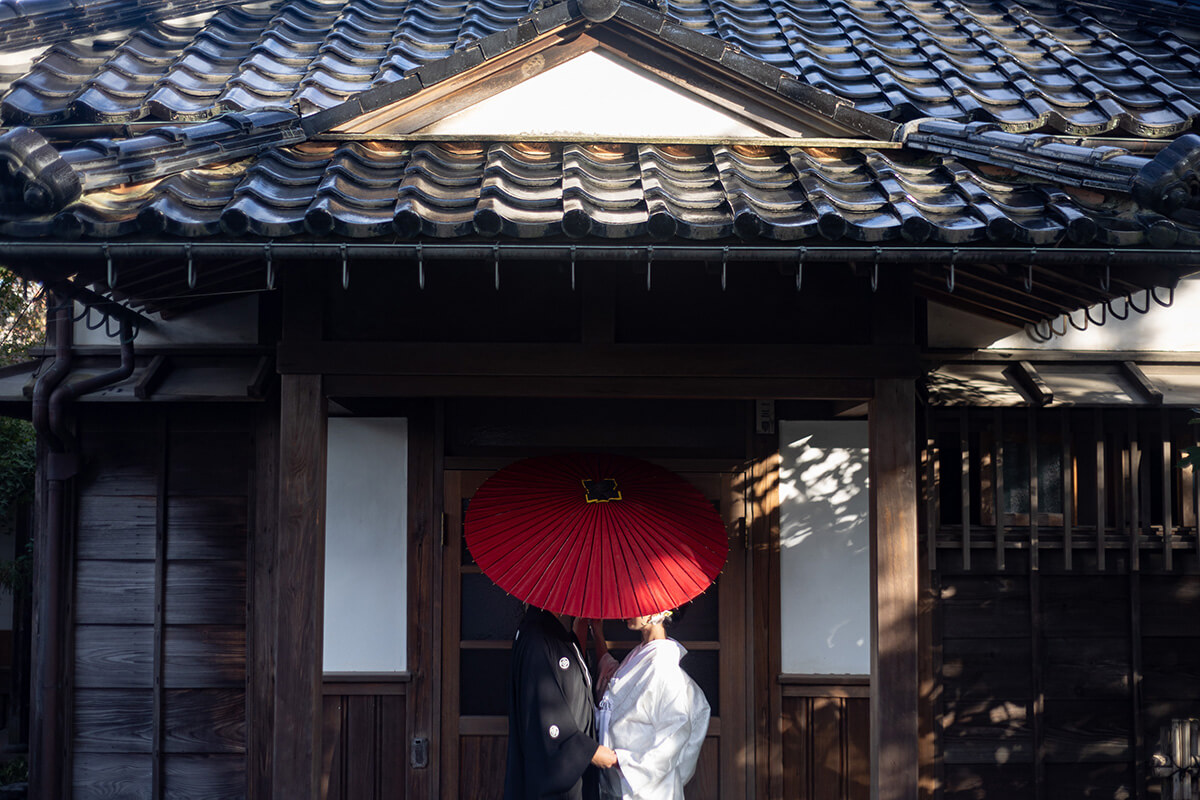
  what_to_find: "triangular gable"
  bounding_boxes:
[392,50,774,139]
[329,9,892,141]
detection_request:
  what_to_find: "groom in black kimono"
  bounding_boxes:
[504,605,618,799]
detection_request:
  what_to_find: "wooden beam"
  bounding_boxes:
[1002,361,1053,406]
[869,378,920,800]
[322,374,876,400]
[278,342,921,379]
[1121,361,1163,405]
[272,373,327,800]
[134,354,170,399]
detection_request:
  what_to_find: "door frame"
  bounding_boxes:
[440,459,751,799]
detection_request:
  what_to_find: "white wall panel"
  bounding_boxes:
[779,420,870,675]
[323,417,408,672]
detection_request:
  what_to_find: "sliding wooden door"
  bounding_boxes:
[441,466,747,799]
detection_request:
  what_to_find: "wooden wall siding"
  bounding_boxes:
[781,694,870,800]
[73,407,252,800]
[321,692,407,800]
[927,408,1200,799]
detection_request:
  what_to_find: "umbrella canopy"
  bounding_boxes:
[464,453,729,619]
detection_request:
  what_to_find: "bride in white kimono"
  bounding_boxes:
[579,611,711,800]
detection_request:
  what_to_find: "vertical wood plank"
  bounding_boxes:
[1028,409,1039,573]
[918,411,937,800]
[1161,411,1173,571]
[1129,411,1140,573]
[407,405,439,800]
[748,418,778,800]
[1030,570,1044,800]
[870,378,919,800]
[1062,414,1073,572]
[1130,573,1145,800]
[993,410,1004,570]
[1193,416,1199,551]
[250,405,280,800]
[960,409,971,571]
[441,471,464,800]
[273,373,327,800]
[721,471,749,800]
[925,407,939,568]
[847,697,871,800]
[343,696,377,800]
[379,695,406,799]
[812,697,842,800]
[153,418,168,800]
[320,696,342,800]
[749,424,782,800]
[1096,410,1106,571]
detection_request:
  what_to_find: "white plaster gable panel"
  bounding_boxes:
[415,50,772,139]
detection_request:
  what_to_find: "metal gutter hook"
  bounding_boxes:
[721,246,728,291]
[646,245,654,291]
[341,243,349,290]
[570,245,577,291]
[493,244,500,291]
[1152,285,1175,308]
[1025,319,1052,343]
[871,246,880,292]
[1128,288,1150,314]
[946,248,958,293]
[796,247,805,292]
[417,243,425,290]
[264,243,275,291]
[1085,300,1107,326]
[1024,248,1036,292]
[185,242,196,290]
[104,243,115,289]
[1067,308,1088,332]
[1106,294,1130,320]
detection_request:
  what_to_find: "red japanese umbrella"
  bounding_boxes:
[464,453,729,619]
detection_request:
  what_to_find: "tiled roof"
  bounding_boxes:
[4,139,1197,249]
[2,0,1199,136]
[0,0,247,54]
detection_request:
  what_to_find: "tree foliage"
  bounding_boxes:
[0,267,42,524]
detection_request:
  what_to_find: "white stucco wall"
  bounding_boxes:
[928,275,1200,352]
[73,295,258,346]
[778,421,870,675]
[418,49,772,139]
[324,417,408,672]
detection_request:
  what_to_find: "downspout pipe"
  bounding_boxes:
[28,297,72,800]
[48,318,136,458]
[29,313,135,800]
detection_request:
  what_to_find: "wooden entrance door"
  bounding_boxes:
[441,466,748,799]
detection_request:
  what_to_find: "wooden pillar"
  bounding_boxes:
[870,378,920,800]
[272,372,327,799]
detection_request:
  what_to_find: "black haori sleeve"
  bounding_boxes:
[505,612,599,799]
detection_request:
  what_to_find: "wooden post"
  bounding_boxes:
[870,378,920,800]
[273,373,327,800]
